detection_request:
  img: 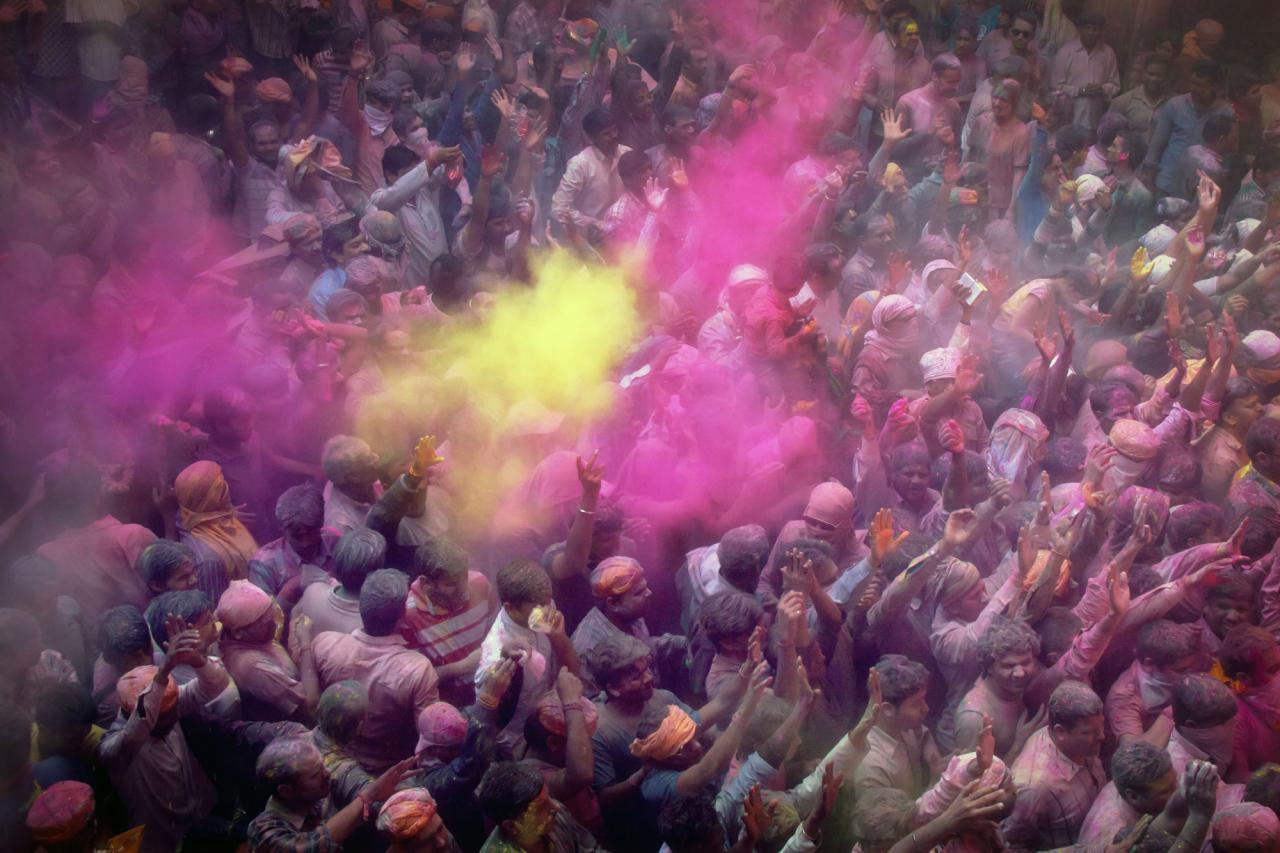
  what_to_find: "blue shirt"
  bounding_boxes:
[1144,94,1234,196]
[307,267,347,318]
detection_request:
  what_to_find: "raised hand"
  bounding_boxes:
[556,666,584,704]
[1184,226,1207,259]
[204,71,235,100]
[869,507,908,569]
[782,548,818,595]
[490,87,515,119]
[427,144,463,168]
[939,781,1007,830]
[292,54,317,82]
[881,107,913,146]
[1130,246,1155,282]
[523,114,548,152]
[365,757,418,803]
[850,668,882,749]
[643,177,669,211]
[409,435,445,479]
[976,715,995,771]
[349,40,372,74]
[942,508,980,550]
[1107,562,1130,615]
[939,418,966,454]
[576,450,604,503]
[740,784,779,846]
[954,354,983,395]
[478,657,518,705]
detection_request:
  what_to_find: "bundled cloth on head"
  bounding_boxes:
[805,481,854,529]
[927,558,981,616]
[630,705,698,761]
[256,78,292,104]
[920,347,961,383]
[282,136,352,190]
[1213,803,1280,849]
[362,209,406,260]
[415,701,468,751]
[727,263,770,293]
[986,409,1048,497]
[117,665,179,715]
[149,131,175,158]
[534,693,600,736]
[1140,224,1178,255]
[590,556,644,599]
[377,788,438,839]
[317,680,368,744]
[26,781,95,844]
[1181,20,1223,63]
[1073,174,1105,204]
[1107,419,1160,490]
[864,295,920,360]
[175,461,258,584]
[110,56,151,107]
[1243,330,1280,385]
[217,579,274,632]
[920,260,959,293]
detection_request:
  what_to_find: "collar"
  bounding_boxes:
[264,795,320,829]
[353,629,408,646]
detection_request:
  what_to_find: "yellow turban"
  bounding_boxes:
[630,705,698,761]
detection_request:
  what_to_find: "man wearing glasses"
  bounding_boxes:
[978,11,1047,108]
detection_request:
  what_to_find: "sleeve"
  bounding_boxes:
[1001,783,1050,853]
[551,156,589,225]
[915,753,989,821]
[97,706,156,768]
[779,825,820,853]
[410,657,441,712]
[1102,48,1121,99]
[930,575,1018,673]
[787,735,861,818]
[237,660,307,716]
[1144,104,1173,169]
[591,730,620,788]
[1049,46,1073,96]
[1104,672,1146,739]
[247,813,341,853]
[370,162,429,212]
[178,659,241,719]
[715,752,779,838]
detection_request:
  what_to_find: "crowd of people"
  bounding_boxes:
[7,0,1280,851]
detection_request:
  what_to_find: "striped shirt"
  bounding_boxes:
[401,573,497,667]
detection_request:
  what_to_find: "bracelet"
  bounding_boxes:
[910,831,921,852]
[563,704,583,713]
[356,790,373,822]
[477,693,500,709]
[578,507,596,516]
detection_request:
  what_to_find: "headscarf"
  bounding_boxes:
[255,78,292,104]
[534,693,600,737]
[26,781,94,844]
[1074,174,1105,203]
[361,210,406,259]
[1182,20,1223,63]
[149,132,176,159]
[590,556,644,599]
[1212,803,1280,849]
[317,681,367,744]
[415,702,468,752]
[282,136,352,190]
[1243,330,1280,385]
[216,579,274,632]
[697,94,723,131]
[804,481,854,528]
[1140,224,1178,255]
[864,295,920,360]
[928,558,981,614]
[920,260,959,292]
[117,665,179,715]
[920,347,961,383]
[986,409,1049,496]
[377,789,438,839]
[630,705,698,761]
[174,461,258,584]
[111,56,150,105]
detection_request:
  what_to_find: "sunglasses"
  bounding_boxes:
[1011,29,1034,38]
[803,516,838,532]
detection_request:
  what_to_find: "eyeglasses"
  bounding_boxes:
[803,516,838,532]
[1011,28,1034,38]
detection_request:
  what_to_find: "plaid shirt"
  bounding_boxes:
[504,1,553,56]
[1003,727,1106,851]
[401,573,496,667]
[248,797,340,853]
[246,0,295,59]
[601,191,653,246]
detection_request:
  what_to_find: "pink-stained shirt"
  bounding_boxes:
[1077,782,1140,849]
[1195,425,1247,507]
[957,678,1027,760]
[854,724,946,798]
[1232,695,1280,774]
[220,639,307,722]
[1167,730,1245,807]
[1003,726,1106,851]
[1049,40,1121,131]
[1104,661,1165,742]
[37,516,155,634]
[313,629,440,772]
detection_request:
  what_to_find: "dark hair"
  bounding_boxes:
[1157,448,1201,494]
[333,528,386,593]
[874,654,929,705]
[852,788,915,848]
[1089,379,1137,417]
[699,591,762,646]
[322,217,362,262]
[1053,125,1090,161]
[932,54,961,75]
[1111,740,1172,792]
[99,606,151,668]
[359,568,409,636]
[978,618,1041,672]
[478,762,546,824]
[1012,10,1038,30]
[1115,130,1148,166]
[1220,625,1280,680]
[660,794,722,852]
[1038,607,1083,661]
[138,540,194,590]
[1048,680,1103,728]
[992,56,1029,81]
[1142,54,1171,72]
[1136,619,1198,666]
[880,0,916,18]
[1166,502,1224,551]
[1245,764,1280,814]
[1172,674,1238,727]
[145,590,212,645]
[1190,60,1222,85]
[1203,114,1236,144]
[717,525,770,590]
[1207,569,1254,605]
[618,149,652,181]
[413,537,469,583]
[275,484,325,530]
[582,107,616,138]
[1254,146,1280,176]
[34,682,95,733]
[660,105,695,129]
[497,559,552,608]
[1042,438,1087,482]
[1247,417,1280,465]
[850,213,893,246]
[382,144,419,179]
[256,737,318,790]
[583,633,650,688]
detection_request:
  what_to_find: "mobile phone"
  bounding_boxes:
[957,272,987,307]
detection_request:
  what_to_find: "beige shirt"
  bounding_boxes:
[551,144,631,230]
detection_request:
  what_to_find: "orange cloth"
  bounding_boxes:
[175,461,258,584]
[377,788,438,839]
[630,705,697,761]
[590,557,643,598]
[117,665,179,714]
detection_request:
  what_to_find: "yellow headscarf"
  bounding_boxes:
[175,461,258,585]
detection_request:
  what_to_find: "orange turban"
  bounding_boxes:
[255,77,292,104]
[376,788,438,839]
[117,665,179,715]
[26,781,94,843]
[630,705,697,761]
[590,557,643,599]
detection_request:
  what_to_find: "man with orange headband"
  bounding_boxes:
[99,621,236,853]
[570,556,686,693]
[377,787,460,851]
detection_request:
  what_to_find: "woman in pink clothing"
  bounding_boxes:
[966,79,1031,220]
